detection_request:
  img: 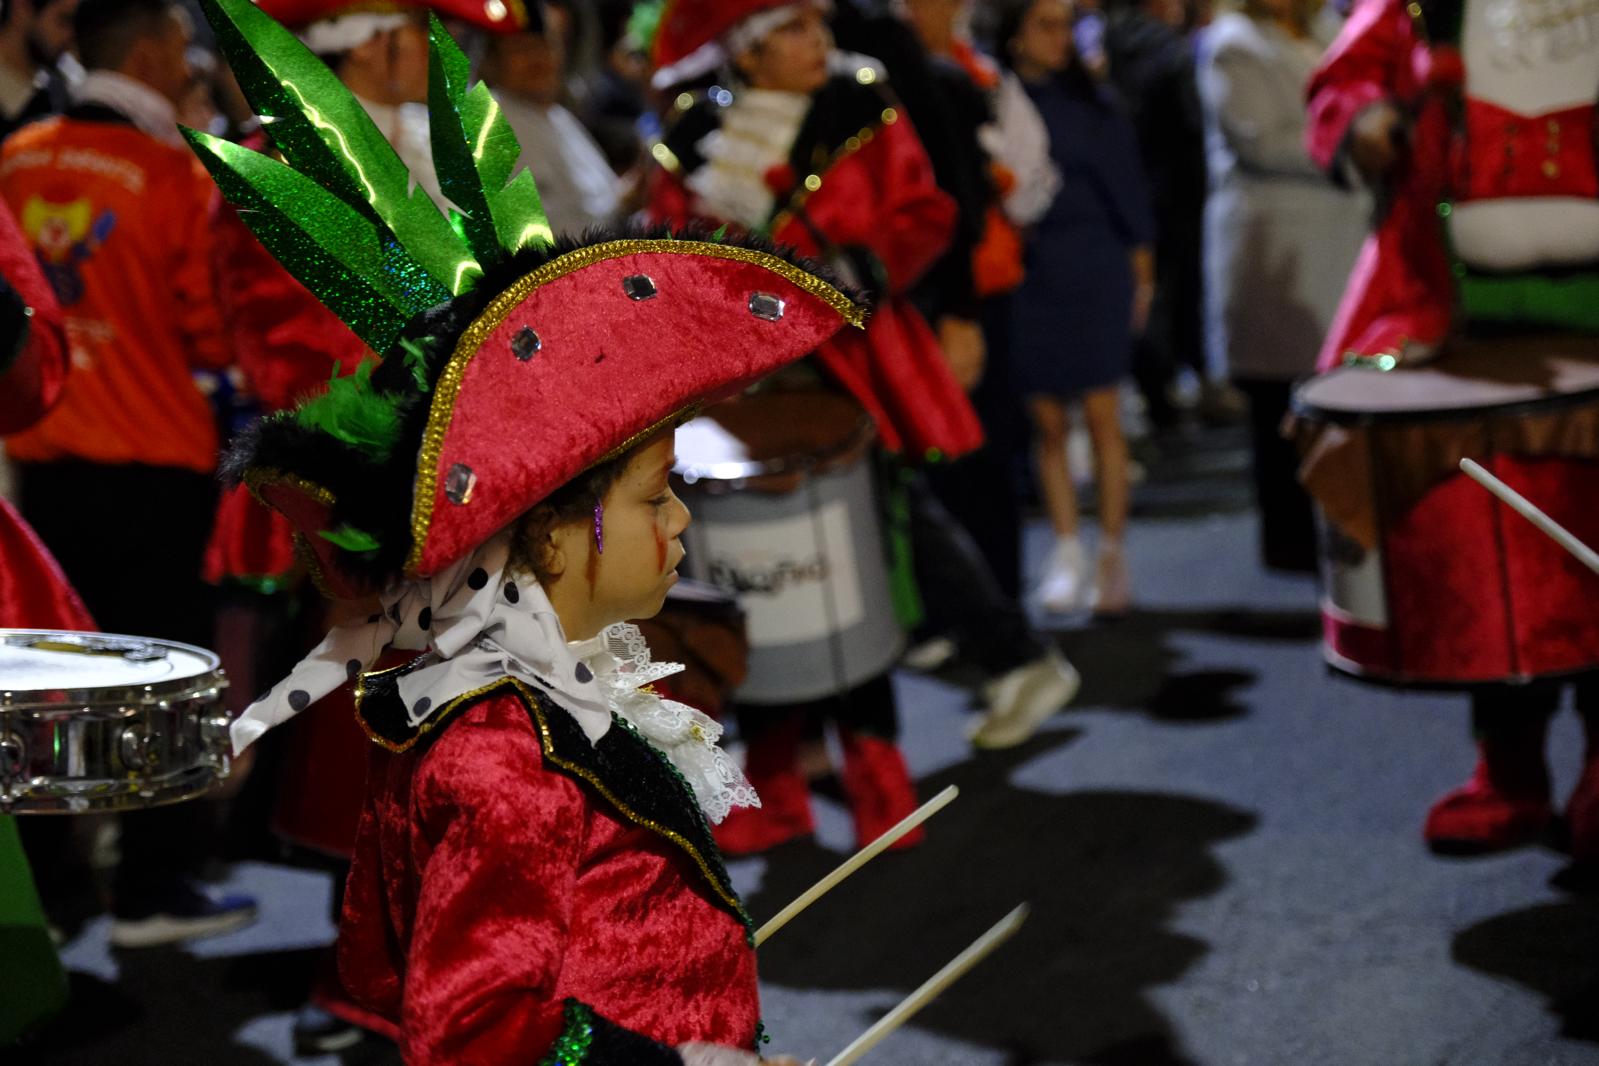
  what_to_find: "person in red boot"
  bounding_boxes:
[645,0,972,855]
[190,0,864,1058]
[1306,0,1599,864]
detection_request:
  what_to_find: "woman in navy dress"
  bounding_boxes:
[1000,0,1155,616]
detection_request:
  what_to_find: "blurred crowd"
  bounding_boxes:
[0,0,1374,1054]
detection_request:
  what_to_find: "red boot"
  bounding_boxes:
[1424,704,1554,853]
[713,713,813,856]
[839,729,923,851]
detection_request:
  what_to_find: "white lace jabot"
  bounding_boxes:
[568,624,760,824]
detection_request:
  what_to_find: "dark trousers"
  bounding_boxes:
[925,294,1028,599]
[909,475,1043,677]
[1235,378,1317,573]
[17,461,221,909]
[738,672,900,743]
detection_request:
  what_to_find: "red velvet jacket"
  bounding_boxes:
[339,673,759,1064]
[648,73,984,460]
[0,197,91,631]
[1306,0,1458,369]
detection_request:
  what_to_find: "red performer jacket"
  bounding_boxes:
[339,672,759,1064]
[648,70,984,461]
[0,196,91,631]
[1306,0,1599,369]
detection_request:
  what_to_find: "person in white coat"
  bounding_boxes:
[1197,0,1366,571]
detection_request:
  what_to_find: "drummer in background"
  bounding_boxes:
[0,0,258,946]
[1306,0,1599,864]
[645,0,1080,856]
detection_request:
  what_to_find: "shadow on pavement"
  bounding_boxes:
[749,733,1259,1064]
[1053,606,1320,723]
[1452,900,1599,1043]
[14,945,402,1066]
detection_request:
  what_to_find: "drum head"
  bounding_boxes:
[0,631,229,815]
[1294,334,1599,425]
[0,630,218,702]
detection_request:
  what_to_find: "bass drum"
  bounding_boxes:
[675,390,904,705]
[0,630,230,813]
[1294,335,1599,686]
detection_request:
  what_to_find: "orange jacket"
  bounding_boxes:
[0,112,230,472]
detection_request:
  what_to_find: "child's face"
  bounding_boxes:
[547,432,690,640]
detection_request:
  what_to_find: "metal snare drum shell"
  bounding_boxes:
[0,630,230,814]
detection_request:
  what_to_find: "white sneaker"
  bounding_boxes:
[903,635,958,672]
[1036,537,1090,614]
[969,649,1082,749]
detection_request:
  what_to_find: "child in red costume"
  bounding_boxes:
[645,0,980,857]
[1307,0,1599,862]
[191,0,863,1059]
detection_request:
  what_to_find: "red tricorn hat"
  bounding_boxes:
[406,237,863,578]
[651,0,795,71]
[240,235,864,595]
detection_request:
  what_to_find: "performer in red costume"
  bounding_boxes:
[190,0,862,1059]
[207,3,536,1052]
[1306,0,1599,861]
[645,0,1007,856]
[0,196,91,633]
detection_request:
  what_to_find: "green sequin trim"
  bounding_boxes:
[538,999,595,1065]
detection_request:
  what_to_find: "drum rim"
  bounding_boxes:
[2,765,221,815]
[1291,369,1599,426]
[0,629,226,711]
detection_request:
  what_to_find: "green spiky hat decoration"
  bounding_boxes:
[190,0,867,596]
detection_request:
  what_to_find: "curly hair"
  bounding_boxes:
[507,450,632,586]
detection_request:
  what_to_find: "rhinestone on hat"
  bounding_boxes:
[445,464,477,505]
[484,0,508,20]
[622,274,658,301]
[511,326,541,361]
[748,292,785,321]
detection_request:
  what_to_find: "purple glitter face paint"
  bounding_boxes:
[593,501,605,554]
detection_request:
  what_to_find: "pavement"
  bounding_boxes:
[18,423,1599,1066]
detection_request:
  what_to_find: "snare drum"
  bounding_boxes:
[0,630,230,813]
[675,390,905,705]
[1294,335,1599,685]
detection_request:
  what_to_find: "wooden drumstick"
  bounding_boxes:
[825,903,1030,1066]
[754,785,958,948]
[1460,459,1599,577]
